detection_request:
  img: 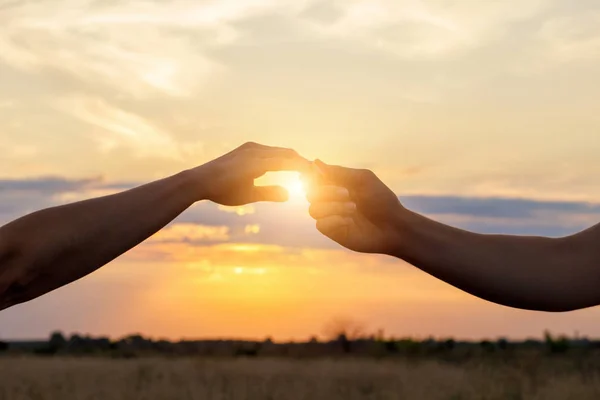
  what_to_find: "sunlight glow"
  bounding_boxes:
[255,171,307,202]
[283,178,306,200]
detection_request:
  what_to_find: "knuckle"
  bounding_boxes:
[308,204,319,219]
[332,186,350,199]
[357,168,375,182]
[315,219,326,232]
[241,141,258,149]
[286,148,299,157]
[237,147,256,159]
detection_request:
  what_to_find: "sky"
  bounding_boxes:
[1,0,600,341]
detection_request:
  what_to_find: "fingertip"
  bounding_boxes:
[254,185,289,203]
[313,159,327,176]
[305,187,317,203]
[336,187,351,199]
[295,159,313,175]
[304,190,313,203]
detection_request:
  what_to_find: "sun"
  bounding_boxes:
[255,171,307,202]
[283,178,306,200]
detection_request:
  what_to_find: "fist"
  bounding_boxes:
[305,159,404,254]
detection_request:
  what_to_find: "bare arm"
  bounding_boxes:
[305,160,600,312]
[0,142,308,311]
[391,210,600,311]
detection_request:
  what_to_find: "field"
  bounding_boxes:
[2,356,600,400]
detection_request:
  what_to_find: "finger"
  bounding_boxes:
[253,157,312,175]
[306,185,351,203]
[239,142,311,165]
[309,202,356,219]
[251,185,289,203]
[314,159,366,186]
[238,141,271,150]
[316,215,354,242]
[240,142,293,151]
[250,148,304,160]
[300,163,328,189]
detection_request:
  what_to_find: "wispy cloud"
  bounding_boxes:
[304,0,549,58]
[56,96,183,159]
[0,0,239,97]
[150,223,230,244]
[537,11,600,63]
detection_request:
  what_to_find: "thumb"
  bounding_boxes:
[252,185,289,203]
[314,159,359,186]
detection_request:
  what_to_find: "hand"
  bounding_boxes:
[304,159,404,254]
[191,142,311,206]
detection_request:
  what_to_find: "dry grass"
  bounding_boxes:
[1,356,600,400]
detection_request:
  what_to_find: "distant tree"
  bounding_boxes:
[0,341,8,352]
[497,338,509,350]
[337,333,351,353]
[480,340,495,352]
[545,330,570,354]
[124,334,146,346]
[69,333,82,344]
[384,340,398,354]
[234,343,260,357]
[49,331,67,351]
[443,339,455,351]
[322,316,367,341]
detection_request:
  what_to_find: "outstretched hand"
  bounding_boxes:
[191,142,311,206]
[304,159,405,254]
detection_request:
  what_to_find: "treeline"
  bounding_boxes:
[0,331,597,359]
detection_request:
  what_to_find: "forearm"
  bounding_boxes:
[0,169,203,310]
[390,208,599,311]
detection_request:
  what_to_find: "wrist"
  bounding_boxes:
[177,167,210,203]
[384,206,420,259]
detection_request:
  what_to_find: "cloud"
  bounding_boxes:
[0,176,101,195]
[217,205,256,216]
[402,195,600,236]
[302,0,549,59]
[245,224,261,234]
[56,96,183,160]
[536,11,600,63]
[402,195,600,220]
[149,223,230,244]
[0,176,101,220]
[0,0,233,98]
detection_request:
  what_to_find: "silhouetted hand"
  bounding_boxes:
[191,142,311,206]
[305,159,404,254]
